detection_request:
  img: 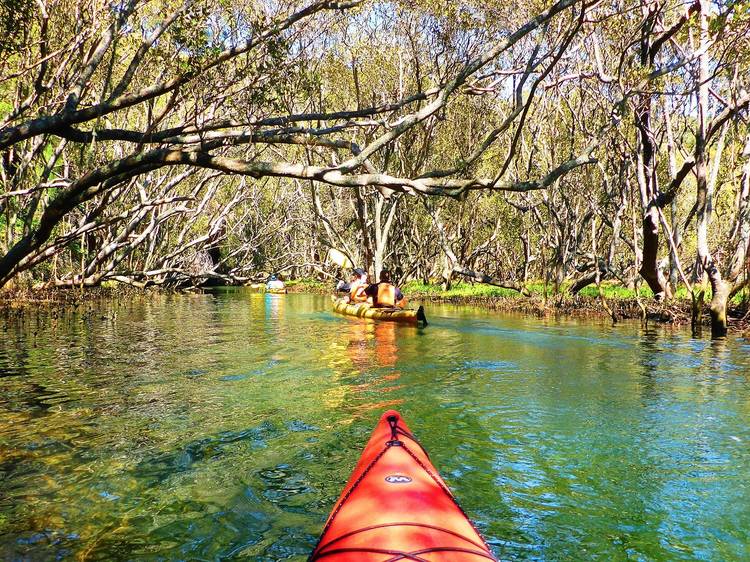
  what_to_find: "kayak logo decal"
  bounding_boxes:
[385,474,412,484]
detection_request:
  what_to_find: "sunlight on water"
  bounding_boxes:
[1,291,749,560]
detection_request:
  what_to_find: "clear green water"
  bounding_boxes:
[1,291,749,561]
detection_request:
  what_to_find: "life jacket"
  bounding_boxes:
[376,283,396,307]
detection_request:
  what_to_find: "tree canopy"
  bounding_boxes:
[1,0,749,334]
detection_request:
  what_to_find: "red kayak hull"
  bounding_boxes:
[310,410,496,561]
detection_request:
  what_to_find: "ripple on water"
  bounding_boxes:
[1,293,750,561]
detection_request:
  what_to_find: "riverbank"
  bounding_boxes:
[281,277,750,332]
[400,281,750,332]
[0,286,122,309]
[0,285,180,315]
[3,280,749,333]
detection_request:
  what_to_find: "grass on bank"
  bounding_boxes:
[400,280,652,299]
[284,278,328,292]
[284,277,749,306]
[400,280,749,305]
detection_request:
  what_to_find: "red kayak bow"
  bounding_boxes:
[310,410,496,561]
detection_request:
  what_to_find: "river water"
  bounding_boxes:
[1,291,749,561]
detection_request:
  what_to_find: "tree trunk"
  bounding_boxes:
[521,230,531,283]
[695,2,726,337]
[372,194,399,281]
[639,206,672,299]
[633,5,675,301]
[709,280,730,338]
[354,188,373,275]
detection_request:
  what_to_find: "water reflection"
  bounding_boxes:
[318,318,407,418]
[341,319,400,370]
[1,292,749,560]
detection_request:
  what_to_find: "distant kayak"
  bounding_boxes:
[247,281,286,293]
[309,410,496,561]
[331,296,427,325]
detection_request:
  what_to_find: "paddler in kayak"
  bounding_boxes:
[266,274,285,291]
[348,268,369,303]
[365,269,407,308]
[335,270,358,295]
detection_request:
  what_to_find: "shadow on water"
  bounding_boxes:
[134,422,284,482]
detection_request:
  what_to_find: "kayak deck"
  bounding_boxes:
[310,410,495,561]
[331,296,427,325]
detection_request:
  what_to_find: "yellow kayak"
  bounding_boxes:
[266,288,287,294]
[331,296,427,325]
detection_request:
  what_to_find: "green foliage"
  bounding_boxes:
[577,284,655,299]
[285,278,327,291]
[402,281,523,298]
[0,0,33,57]
[403,280,662,301]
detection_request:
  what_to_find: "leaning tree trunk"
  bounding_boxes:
[640,204,672,299]
[633,3,685,302]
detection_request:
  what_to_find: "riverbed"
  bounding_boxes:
[1,291,749,560]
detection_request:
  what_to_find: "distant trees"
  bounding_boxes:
[0,0,595,285]
[1,0,749,334]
